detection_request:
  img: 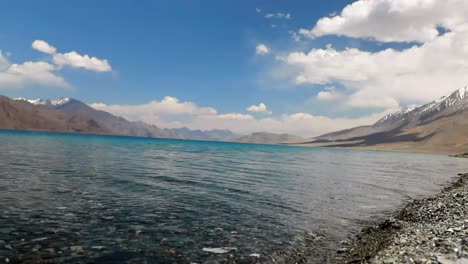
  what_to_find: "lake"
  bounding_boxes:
[1,130,467,263]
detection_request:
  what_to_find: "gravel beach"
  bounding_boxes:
[336,173,468,264]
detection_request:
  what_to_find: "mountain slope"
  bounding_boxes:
[51,98,183,138]
[0,96,108,134]
[304,86,468,153]
[235,132,305,144]
[15,97,241,141]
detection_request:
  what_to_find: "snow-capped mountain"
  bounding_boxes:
[15,97,71,107]
[1,96,108,134]
[375,86,468,128]
[416,86,468,114]
[311,86,468,151]
[374,106,418,126]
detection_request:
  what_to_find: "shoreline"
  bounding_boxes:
[290,142,467,155]
[2,128,465,155]
[333,173,468,263]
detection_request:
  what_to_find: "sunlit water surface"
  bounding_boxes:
[1,130,467,263]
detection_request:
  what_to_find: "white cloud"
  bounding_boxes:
[0,40,112,89]
[256,7,261,13]
[288,30,302,42]
[90,96,217,123]
[217,113,254,120]
[0,51,9,71]
[32,40,57,54]
[90,96,391,137]
[316,86,344,101]
[246,102,272,114]
[347,92,400,109]
[177,109,391,137]
[32,40,112,72]
[283,30,468,108]
[265,12,291,20]
[53,51,112,72]
[256,43,270,55]
[274,1,468,109]
[0,60,69,89]
[300,0,468,43]
[269,110,393,137]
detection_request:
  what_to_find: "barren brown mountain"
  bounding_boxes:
[14,97,244,141]
[0,96,109,134]
[301,87,468,154]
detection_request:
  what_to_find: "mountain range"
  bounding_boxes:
[5,86,468,153]
[304,86,468,154]
[0,96,108,135]
[0,96,299,144]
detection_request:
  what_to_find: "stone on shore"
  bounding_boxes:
[337,173,468,263]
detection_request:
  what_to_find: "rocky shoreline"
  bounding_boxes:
[335,173,468,264]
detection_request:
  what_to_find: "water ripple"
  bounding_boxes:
[1,130,468,263]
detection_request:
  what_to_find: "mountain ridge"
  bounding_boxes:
[304,86,468,154]
[15,97,239,141]
[0,96,109,135]
[7,96,304,144]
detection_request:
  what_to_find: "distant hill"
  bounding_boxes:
[0,96,108,134]
[304,86,468,154]
[235,132,305,144]
[173,127,240,142]
[52,98,184,139]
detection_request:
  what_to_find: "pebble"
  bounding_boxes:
[91,246,106,250]
[202,247,237,254]
[31,237,48,241]
[70,245,84,252]
[348,173,468,263]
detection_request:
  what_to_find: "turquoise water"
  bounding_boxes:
[1,130,468,263]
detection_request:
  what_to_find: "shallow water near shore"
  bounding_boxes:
[1,130,468,263]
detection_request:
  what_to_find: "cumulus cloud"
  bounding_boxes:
[265,12,291,20]
[0,40,112,89]
[217,113,254,120]
[246,102,272,114]
[32,40,112,72]
[32,40,57,54]
[91,96,217,117]
[283,30,468,108]
[265,110,393,137]
[90,96,391,137]
[299,0,468,43]
[256,43,270,55]
[316,87,344,101]
[53,51,112,72]
[0,51,69,89]
[279,1,468,109]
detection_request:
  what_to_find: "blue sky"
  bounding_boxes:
[1,0,350,113]
[1,1,468,136]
